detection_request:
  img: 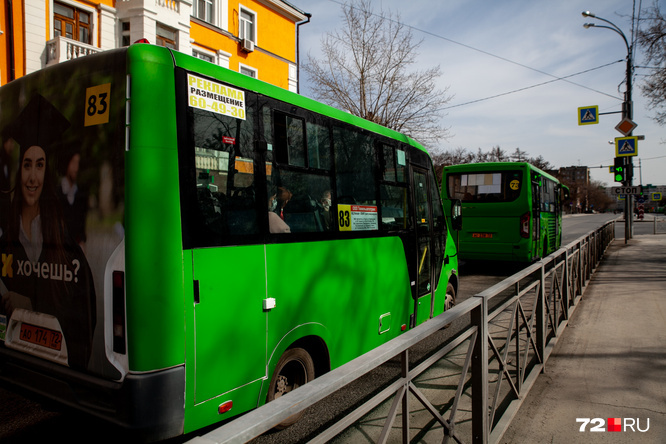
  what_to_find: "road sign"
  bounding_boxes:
[653,192,663,201]
[615,136,638,157]
[578,106,598,125]
[611,186,642,195]
[615,117,637,136]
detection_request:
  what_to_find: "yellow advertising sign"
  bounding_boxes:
[187,74,246,120]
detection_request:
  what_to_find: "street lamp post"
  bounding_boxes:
[582,11,634,242]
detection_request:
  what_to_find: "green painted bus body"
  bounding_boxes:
[0,45,458,440]
[441,162,562,262]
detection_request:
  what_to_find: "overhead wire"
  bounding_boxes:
[439,60,624,111]
[324,0,625,107]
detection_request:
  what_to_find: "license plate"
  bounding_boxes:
[472,233,493,238]
[19,323,62,351]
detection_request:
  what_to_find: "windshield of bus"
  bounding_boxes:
[446,170,522,203]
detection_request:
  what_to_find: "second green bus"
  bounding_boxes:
[442,162,565,262]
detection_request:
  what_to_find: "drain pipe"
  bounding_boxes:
[295,11,311,94]
[6,0,16,81]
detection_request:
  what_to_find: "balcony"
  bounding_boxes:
[45,36,101,66]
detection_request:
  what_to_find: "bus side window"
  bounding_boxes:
[268,110,333,233]
[274,111,305,167]
[190,104,258,245]
[379,144,410,231]
[333,126,376,207]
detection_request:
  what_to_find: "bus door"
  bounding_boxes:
[190,247,267,405]
[530,176,541,259]
[411,167,437,324]
[553,184,562,245]
[178,79,267,407]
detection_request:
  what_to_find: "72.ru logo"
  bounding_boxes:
[577,418,650,432]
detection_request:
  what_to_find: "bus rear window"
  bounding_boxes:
[447,171,522,203]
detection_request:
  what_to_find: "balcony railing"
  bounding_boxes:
[45,36,101,66]
[155,0,179,13]
[117,0,180,13]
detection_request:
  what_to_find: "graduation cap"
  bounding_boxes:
[5,94,70,157]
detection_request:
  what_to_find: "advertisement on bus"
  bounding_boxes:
[0,53,126,379]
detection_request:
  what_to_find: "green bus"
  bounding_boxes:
[441,162,564,262]
[0,45,459,440]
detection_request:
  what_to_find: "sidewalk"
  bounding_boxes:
[501,234,666,443]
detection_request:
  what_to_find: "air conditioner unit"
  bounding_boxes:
[240,38,254,53]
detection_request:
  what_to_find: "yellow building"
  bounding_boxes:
[0,0,310,90]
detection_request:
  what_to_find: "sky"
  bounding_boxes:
[295,0,666,187]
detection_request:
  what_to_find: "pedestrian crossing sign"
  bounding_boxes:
[578,106,599,125]
[615,136,638,157]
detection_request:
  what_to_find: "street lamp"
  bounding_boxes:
[582,10,634,242]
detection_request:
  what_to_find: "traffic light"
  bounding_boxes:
[613,157,625,183]
[625,162,633,183]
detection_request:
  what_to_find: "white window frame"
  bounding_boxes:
[193,47,216,64]
[239,5,257,44]
[193,0,215,25]
[239,63,257,79]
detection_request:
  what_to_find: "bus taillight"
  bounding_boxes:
[520,212,530,238]
[112,271,127,354]
[218,401,233,415]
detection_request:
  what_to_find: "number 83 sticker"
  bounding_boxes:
[85,83,111,126]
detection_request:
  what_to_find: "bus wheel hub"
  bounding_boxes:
[275,375,288,397]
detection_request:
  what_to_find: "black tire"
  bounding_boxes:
[444,282,456,328]
[445,282,456,311]
[266,347,315,429]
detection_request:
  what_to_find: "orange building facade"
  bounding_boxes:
[0,0,309,90]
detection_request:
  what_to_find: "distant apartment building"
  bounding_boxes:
[0,0,309,90]
[558,166,590,186]
[557,166,590,213]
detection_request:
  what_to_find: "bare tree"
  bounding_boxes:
[431,146,556,184]
[510,147,529,162]
[303,0,452,148]
[432,147,474,183]
[637,1,666,125]
[488,145,508,162]
[528,155,553,171]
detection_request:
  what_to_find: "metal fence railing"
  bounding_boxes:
[187,221,616,444]
[654,215,666,234]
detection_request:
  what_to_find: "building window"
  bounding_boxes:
[54,1,91,44]
[239,7,256,42]
[121,21,131,47]
[194,0,215,24]
[194,50,214,63]
[156,24,177,49]
[240,65,257,78]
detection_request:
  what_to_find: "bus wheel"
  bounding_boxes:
[267,347,315,429]
[444,282,456,328]
[445,282,456,311]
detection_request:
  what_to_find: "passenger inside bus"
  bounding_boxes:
[268,190,290,233]
[318,190,333,231]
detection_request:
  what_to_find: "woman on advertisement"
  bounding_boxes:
[0,94,96,370]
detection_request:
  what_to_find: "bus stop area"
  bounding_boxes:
[501,233,666,443]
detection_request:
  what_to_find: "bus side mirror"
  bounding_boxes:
[451,199,463,231]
